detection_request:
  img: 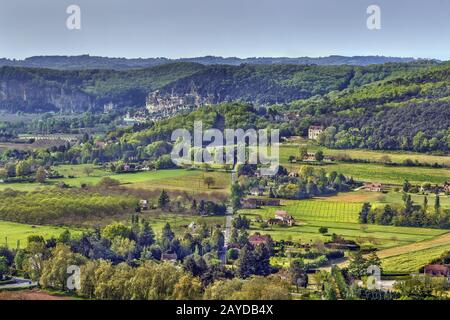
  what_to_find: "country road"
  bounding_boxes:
[0,277,37,290]
[220,170,235,263]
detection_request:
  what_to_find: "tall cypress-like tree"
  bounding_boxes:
[236,244,255,279]
[210,228,225,252]
[160,223,175,251]
[138,221,155,248]
[359,203,371,224]
[404,194,414,215]
[254,244,271,276]
[435,194,441,212]
[158,190,170,210]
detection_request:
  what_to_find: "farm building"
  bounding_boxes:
[257,198,281,206]
[241,198,258,209]
[241,198,281,209]
[249,187,264,196]
[248,233,271,247]
[139,200,149,210]
[274,210,295,226]
[302,152,317,162]
[95,141,107,149]
[267,218,284,226]
[308,125,324,140]
[424,264,450,277]
[363,182,383,192]
[188,222,198,231]
[444,182,450,194]
[161,251,178,262]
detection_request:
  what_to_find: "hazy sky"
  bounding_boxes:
[0,0,449,59]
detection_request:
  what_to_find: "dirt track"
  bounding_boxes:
[0,289,72,300]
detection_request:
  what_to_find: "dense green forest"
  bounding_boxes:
[0,189,137,224]
[0,60,449,152]
[0,61,435,112]
[286,62,450,152]
[0,63,204,112]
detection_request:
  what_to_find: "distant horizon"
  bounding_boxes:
[2,0,450,60]
[0,53,440,61]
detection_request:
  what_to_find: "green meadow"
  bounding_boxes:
[239,198,447,250]
[0,213,225,249]
[382,244,450,273]
[280,143,450,166]
[0,166,231,194]
[0,220,79,249]
[280,144,450,185]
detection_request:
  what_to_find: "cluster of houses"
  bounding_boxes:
[122,89,212,124]
[123,111,148,125]
[361,181,449,194]
[290,152,333,163]
[18,134,81,144]
[145,89,212,121]
[115,162,153,173]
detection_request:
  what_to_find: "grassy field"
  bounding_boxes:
[0,166,231,194]
[280,143,450,166]
[280,144,450,185]
[319,190,450,209]
[139,211,225,236]
[0,210,225,249]
[0,221,79,249]
[239,197,447,250]
[382,244,450,273]
[283,160,450,185]
[375,232,450,260]
[375,190,450,208]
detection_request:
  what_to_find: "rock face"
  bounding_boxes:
[0,80,94,113]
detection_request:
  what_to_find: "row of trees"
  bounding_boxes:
[359,193,450,228]
[0,212,292,299]
[0,189,138,225]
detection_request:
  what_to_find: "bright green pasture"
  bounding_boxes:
[280,144,450,166]
[0,212,224,249]
[239,198,446,249]
[375,191,450,208]
[283,161,450,185]
[139,211,226,236]
[0,220,79,249]
[280,144,450,185]
[0,166,231,194]
[382,244,450,273]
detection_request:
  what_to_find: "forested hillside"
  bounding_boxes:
[0,60,435,113]
[0,63,205,112]
[0,59,449,152]
[287,62,450,152]
[160,62,434,105]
